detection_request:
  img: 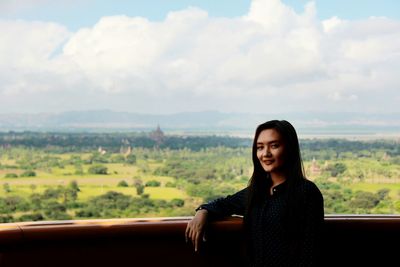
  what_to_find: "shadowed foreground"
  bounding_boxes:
[0,215,399,266]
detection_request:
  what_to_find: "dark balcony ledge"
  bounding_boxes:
[0,215,399,266]
[1,214,399,241]
[0,216,243,244]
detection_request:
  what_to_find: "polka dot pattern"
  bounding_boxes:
[198,179,324,267]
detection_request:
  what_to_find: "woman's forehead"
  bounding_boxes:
[257,128,282,142]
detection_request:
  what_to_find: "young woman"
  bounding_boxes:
[185,120,324,267]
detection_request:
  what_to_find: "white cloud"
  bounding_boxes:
[322,16,342,33]
[0,0,400,114]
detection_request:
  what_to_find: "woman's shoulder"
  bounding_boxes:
[298,179,323,197]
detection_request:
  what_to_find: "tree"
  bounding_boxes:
[88,165,108,175]
[18,213,44,222]
[42,187,63,200]
[0,215,13,223]
[145,180,161,187]
[170,198,185,207]
[377,188,390,201]
[117,180,129,187]
[20,170,36,177]
[136,184,145,195]
[43,201,71,220]
[3,183,11,193]
[29,193,42,211]
[165,181,176,187]
[125,154,137,165]
[88,191,132,211]
[68,180,80,192]
[329,162,347,177]
[133,178,144,195]
[350,191,380,211]
[64,181,80,204]
[75,209,101,218]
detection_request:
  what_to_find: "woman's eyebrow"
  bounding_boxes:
[257,140,280,145]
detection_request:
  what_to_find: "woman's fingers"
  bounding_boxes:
[194,231,201,252]
[186,225,193,243]
[185,210,208,251]
[185,222,191,243]
[185,221,204,252]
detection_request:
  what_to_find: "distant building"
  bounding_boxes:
[309,157,321,176]
[150,124,165,147]
[120,138,132,155]
[120,145,132,156]
[98,146,106,155]
[382,152,390,161]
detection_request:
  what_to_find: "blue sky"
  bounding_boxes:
[0,0,399,116]
[2,0,399,31]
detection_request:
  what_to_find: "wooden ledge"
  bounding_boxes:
[1,215,399,245]
[0,215,399,267]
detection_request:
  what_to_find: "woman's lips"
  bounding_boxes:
[263,160,274,165]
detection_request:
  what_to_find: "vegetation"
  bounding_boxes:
[0,131,399,223]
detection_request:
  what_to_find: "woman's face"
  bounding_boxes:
[256,128,286,174]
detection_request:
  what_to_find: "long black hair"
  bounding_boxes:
[246,120,306,218]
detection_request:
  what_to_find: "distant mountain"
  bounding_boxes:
[0,110,399,136]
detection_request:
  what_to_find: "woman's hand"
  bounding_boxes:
[185,209,208,252]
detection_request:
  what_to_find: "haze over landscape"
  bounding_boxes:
[0,110,399,139]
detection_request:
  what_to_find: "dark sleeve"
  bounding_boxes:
[196,187,248,219]
[298,182,324,267]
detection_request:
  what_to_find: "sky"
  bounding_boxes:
[0,0,399,115]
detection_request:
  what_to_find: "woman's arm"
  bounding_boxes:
[197,187,248,218]
[185,187,247,252]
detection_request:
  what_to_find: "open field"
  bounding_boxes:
[1,134,400,222]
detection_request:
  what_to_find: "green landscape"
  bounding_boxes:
[0,130,400,223]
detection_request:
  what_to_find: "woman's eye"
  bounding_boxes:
[271,144,279,148]
[257,146,263,151]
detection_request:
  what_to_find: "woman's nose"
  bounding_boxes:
[263,147,271,157]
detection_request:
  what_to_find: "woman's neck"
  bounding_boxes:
[270,172,286,187]
[269,173,286,195]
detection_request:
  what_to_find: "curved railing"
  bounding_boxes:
[0,215,399,266]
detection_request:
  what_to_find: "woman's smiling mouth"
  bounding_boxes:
[263,160,274,165]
